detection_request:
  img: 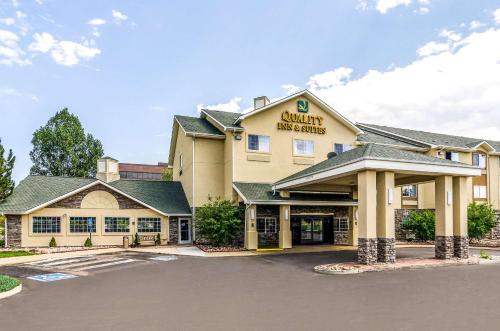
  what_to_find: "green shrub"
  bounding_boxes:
[133,233,140,247]
[0,240,4,247]
[468,202,496,240]
[401,210,435,241]
[84,237,92,247]
[49,237,57,248]
[479,249,491,260]
[155,233,161,246]
[0,275,20,293]
[195,198,243,247]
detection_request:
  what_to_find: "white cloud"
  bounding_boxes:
[494,8,500,24]
[376,0,412,14]
[112,10,128,23]
[356,1,369,11]
[0,29,30,66]
[11,0,20,8]
[417,7,429,14]
[282,84,301,95]
[87,18,106,26]
[35,0,43,4]
[0,18,15,26]
[29,32,101,66]
[197,97,242,113]
[307,67,353,90]
[302,28,500,140]
[417,41,449,57]
[0,87,38,101]
[469,20,485,30]
[439,29,462,42]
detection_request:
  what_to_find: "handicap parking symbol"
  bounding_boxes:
[150,255,178,262]
[28,273,78,282]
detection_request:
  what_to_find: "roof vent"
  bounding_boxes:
[254,96,270,110]
[96,157,120,183]
[327,152,337,159]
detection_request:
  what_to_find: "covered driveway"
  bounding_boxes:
[274,144,481,264]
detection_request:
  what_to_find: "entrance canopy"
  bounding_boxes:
[273,144,481,191]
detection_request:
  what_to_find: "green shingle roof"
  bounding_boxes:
[175,115,224,136]
[357,129,428,149]
[358,123,500,151]
[0,175,191,215]
[202,109,242,129]
[276,143,475,185]
[233,182,355,203]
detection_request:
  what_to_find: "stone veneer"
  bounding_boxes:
[435,236,454,259]
[6,215,22,248]
[358,238,378,264]
[453,235,469,259]
[168,217,179,244]
[377,238,396,263]
[47,184,144,209]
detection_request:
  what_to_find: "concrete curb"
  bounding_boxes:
[0,283,22,300]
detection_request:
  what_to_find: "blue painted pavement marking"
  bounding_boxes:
[28,273,78,282]
[149,255,178,262]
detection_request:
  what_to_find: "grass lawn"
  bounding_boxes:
[0,251,36,258]
[0,275,20,292]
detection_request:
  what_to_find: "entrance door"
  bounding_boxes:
[300,217,324,244]
[179,219,191,244]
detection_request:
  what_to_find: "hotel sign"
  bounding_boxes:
[277,100,326,134]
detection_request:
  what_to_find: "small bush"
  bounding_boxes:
[479,249,491,260]
[49,237,57,248]
[133,233,140,247]
[401,210,435,241]
[196,198,243,247]
[468,202,496,240]
[84,237,92,247]
[0,240,4,247]
[155,233,161,246]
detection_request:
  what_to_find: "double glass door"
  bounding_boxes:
[300,218,323,243]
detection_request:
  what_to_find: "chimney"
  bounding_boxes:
[254,96,270,110]
[96,157,120,183]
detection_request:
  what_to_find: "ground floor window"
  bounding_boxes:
[402,185,418,198]
[69,217,96,233]
[333,217,349,232]
[257,217,277,233]
[32,216,61,233]
[474,185,487,199]
[104,217,130,233]
[137,217,161,233]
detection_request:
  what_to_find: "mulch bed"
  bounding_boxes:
[196,244,247,252]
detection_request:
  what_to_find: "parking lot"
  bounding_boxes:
[1,248,500,331]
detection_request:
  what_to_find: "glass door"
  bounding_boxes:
[301,218,312,242]
[179,219,191,244]
[312,218,323,242]
[300,217,324,244]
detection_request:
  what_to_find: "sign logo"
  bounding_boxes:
[297,100,309,113]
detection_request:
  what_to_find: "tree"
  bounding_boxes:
[0,139,15,202]
[29,108,104,177]
[162,167,173,181]
[195,198,243,246]
[468,202,496,240]
[401,210,435,241]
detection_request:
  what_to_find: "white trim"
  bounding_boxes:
[192,136,196,242]
[357,124,435,148]
[200,110,243,132]
[356,141,428,152]
[274,158,482,190]
[178,218,192,244]
[470,141,496,152]
[236,90,362,135]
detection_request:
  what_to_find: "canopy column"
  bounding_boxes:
[453,176,471,258]
[357,170,378,264]
[435,175,454,259]
[279,205,292,249]
[376,171,396,263]
[245,204,258,250]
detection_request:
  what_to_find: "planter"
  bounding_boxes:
[0,283,22,300]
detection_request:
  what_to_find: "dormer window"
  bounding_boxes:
[472,153,487,169]
[445,152,459,162]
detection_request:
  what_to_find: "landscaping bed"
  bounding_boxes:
[196,244,247,253]
[0,275,20,293]
[0,251,36,258]
[0,245,118,255]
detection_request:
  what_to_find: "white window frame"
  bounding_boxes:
[446,151,459,162]
[104,217,130,233]
[137,217,161,233]
[402,185,418,198]
[333,217,349,232]
[473,153,487,169]
[473,185,487,199]
[32,216,61,234]
[69,216,97,233]
[256,217,277,234]
[178,218,191,244]
[334,143,352,155]
[293,139,314,157]
[247,134,270,153]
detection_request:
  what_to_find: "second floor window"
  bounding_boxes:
[334,143,352,155]
[445,152,459,162]
[294,139,314,156]
[472,153,487,168]
[402,185,418,198]
[248,134,270,153]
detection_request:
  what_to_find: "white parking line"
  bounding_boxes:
[61,257,125,270]
[34,257,95,267]
[73,259,136,271]
[27,256,91,266]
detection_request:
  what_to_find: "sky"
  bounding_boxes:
[1,0,500,183]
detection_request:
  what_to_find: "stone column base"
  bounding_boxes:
[453,235,469,259]
[377,238,396,263]
[435,236,454,259]
[358,238,378,265]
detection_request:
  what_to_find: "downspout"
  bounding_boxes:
[192,135,196,242]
